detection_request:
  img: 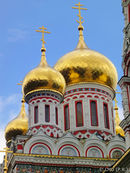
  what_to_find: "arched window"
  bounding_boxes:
[87,148,102,158]
[75,101,83,127]
[30,143,52,155]
[34,106,38,124]
[64,104,70,131]
[112,150,123,159]
[31,145,49,155]
[60,147,78,156]
[90,100,98,126]
[111,107,114,133]
[45,105,50,122]
[128,4,130,23]
[103,103,109,129]
[55,107,58,125]
[128,66,130,76]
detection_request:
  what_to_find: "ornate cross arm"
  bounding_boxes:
[72,2,87,29]
[36,26,50,51]
[0,147,13,173]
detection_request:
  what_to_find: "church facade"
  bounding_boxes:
[1,1,130,173]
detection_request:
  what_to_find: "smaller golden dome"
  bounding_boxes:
[22,57,66,97]
[22,27,66,98]
[116,126,124,137]
[5,99,28,142]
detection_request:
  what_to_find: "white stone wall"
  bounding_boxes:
[28,95,60,129]
[60,83,115,136]
[121,84,130,118]
[22,131,125,159]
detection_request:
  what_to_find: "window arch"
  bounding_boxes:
[109,147,124,158]
[55,107,58,125]
[29,142,52,155]
[90,100,98,126]
[75,101,83,127]
[111,106,114,133]
[86,146,104,158]
[112,150,123,159]
[34,106,38,124]
[45,105,50,122]
[103,103,109,129]
[58,144,80,156]
[128,65,130,76]
[64,104,70,131]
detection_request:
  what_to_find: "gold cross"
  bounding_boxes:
[36,26,50,49]
[0,147,13,173]
[72,2,87,27]
[17,81,26,102]
[17,81,23,85]
[114,89,121,107]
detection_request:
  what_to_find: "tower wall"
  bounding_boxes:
[61,83,115,139]
[118,0,130,149]
[26,91,64,138]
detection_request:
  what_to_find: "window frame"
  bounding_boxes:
[128,4,130,23]
[45,104,50,123]
[103,102,110,129]
[90,100,98,126]
[34,106,38,124]
[64,104,70,131]
[55,107,58,125]
[75,100,84,127]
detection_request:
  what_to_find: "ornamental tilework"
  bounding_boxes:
[15,165,101,173]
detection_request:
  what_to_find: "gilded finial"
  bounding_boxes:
[17,81,26,117]
[72,3,88,49]
[114,90,124,137]
[36,26,50,66]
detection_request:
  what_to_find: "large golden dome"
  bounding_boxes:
[54,27,118,90]
[5,99,28,142]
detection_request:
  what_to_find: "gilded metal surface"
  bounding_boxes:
[55,8,117,90]
[54,48,118,90]
[115,126,124,137]
[22,64,66,96]
[35,26,50,54]
[22,26,66,97]
[72,2,87,29]
[5,99,28,141]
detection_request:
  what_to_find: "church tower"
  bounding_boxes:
[1,2,127,173]
[118,0,130,149]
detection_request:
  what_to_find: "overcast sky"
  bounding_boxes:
[0,0,124,163]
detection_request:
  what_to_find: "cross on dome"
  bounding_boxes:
[114,89,120,108]
[36,26,50,66]
[36,26,50,52]
[72,3,88,49]
[72,2,87,30]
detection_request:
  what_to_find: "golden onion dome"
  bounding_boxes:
[54,5,118,91]
[54,29,118,90]
[22,27,66,97]
[5,99,28,142]
[115,126,124,137]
